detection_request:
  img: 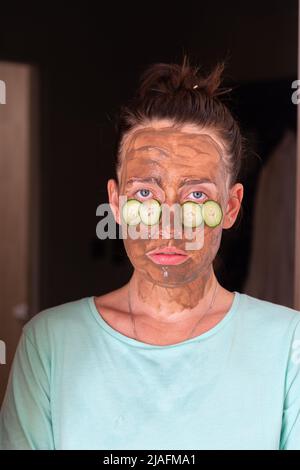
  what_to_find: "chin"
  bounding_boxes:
[143,268,200,287]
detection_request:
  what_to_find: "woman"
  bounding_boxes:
[1,58,300,450]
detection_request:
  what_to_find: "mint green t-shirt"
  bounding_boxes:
[1,291,300,450]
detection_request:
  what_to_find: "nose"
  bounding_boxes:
[159,203,183,240]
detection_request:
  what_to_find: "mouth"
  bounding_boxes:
[146,247,189,265]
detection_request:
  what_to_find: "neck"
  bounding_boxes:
[127,267,220,324]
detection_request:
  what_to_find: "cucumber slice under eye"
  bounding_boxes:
[181,201,203,228]
[139,199,162,226]
[122,198,222,228]
[122,199,142,225]
[202,200,223,227]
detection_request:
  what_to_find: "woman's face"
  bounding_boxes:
[108,120,243,287]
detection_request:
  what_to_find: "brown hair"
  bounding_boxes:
[115,56,245,189]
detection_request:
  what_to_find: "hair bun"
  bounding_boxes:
[137,55,232,99]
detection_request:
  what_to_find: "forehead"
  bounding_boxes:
[123,126,223,169]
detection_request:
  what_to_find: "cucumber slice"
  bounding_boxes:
[181,201,203,228]
[202,200,223,227]
[122,199,142,225]
[139,199,162,226]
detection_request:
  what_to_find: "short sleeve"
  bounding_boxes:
[0,329,54,450]
[280,319,300,450]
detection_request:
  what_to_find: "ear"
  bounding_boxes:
[222,183,244,229]
[107,178,121,225]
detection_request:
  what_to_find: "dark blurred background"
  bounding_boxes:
[0,1,298,402]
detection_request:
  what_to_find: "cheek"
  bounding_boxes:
[190,226,222,261]
[123,237,151,264]
[209,227,222,247]
[203,226,222,252]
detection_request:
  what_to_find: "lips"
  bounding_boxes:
[146,246,189,265]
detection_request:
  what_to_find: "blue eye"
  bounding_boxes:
[191,191,205,200]
[137,189,152,198]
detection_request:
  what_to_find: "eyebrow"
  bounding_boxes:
[125,177,163,187]
[125,176,217,188]
[178,178,217,188]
